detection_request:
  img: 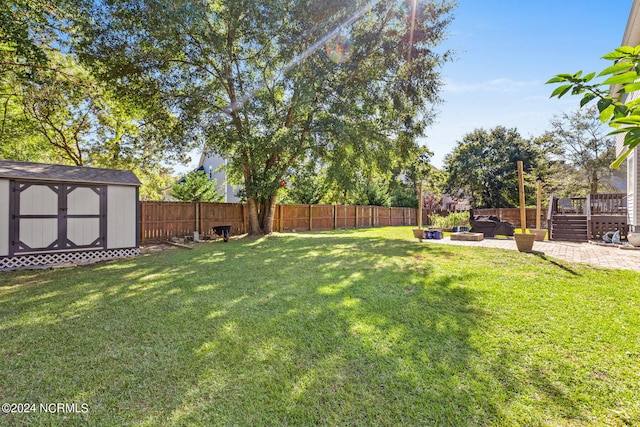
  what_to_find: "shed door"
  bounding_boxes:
[9,182,106,255]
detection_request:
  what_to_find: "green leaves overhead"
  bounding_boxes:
[547,45,640,168]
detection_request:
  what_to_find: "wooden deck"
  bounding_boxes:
[547,194,628,242]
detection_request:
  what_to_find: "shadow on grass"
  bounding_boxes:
[533,253,580,276]
[0,229,594,425]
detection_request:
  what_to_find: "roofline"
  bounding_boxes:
[0,175,140,186]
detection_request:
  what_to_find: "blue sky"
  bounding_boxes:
[426,0,633,168]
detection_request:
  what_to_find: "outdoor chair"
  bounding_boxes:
[558,197,578,214]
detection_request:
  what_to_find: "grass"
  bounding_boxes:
[1,226,639,426]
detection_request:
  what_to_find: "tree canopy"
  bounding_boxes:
[443,127,543,208]
[547,106,615,194]
[170,170,224,203]
[74,0,455,234]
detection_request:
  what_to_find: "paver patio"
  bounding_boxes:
[427,236,640,272]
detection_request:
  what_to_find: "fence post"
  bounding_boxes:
[334,204,337,230]
[140,202,145,243]
[355,206,359,228]
[309,204,313,231]
[242,204,247,234]
[403,207,406,225]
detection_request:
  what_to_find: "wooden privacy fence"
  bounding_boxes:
[472,208,547,229]
[140,202,419,242]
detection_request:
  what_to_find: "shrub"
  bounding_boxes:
[428,211,470,229]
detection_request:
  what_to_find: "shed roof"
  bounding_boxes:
[0,160,141,186]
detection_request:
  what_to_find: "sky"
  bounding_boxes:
[177,0,634,174]
[425,0,634,168]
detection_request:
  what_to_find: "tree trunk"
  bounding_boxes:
[246,194,278,235]
[590,170,598,194]
[247,197,262,235]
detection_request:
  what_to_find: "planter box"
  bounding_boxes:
[514,233,536,252]
[530,229,547,241]
[450,232,484,241]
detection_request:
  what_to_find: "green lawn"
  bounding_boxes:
[1,227,639,426]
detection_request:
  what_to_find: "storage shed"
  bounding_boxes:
[0,160,140,270]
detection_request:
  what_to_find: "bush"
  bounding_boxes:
[428,211,470,229]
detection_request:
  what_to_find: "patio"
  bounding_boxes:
[427,236,640,272]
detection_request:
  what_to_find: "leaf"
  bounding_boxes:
[611,116,640,125]
[610,148,632,169]
[622,82,640,92]
[602,71,640,85]
[616,46,636,55]
[614,104,629,118]
[597,62,635,77]
[545,76,566,84]
[550,84,572,98]
[599,104,616,122]
[579,93,597,107]
[602,51,629,60]
[597,98,613,112]
[583,72,596,82]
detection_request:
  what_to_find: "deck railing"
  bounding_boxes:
[588,193,627,215]
[550,196,587,215]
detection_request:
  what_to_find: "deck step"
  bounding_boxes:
[550,215,589,241]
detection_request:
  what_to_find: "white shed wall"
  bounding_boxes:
[0,179,9,256]
[107,186,137,249]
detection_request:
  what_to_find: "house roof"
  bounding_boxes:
[0,160,141,186]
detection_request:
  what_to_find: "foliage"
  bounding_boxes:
[3,227,640,425]
[137,166,176,201]
[75,0,455,234]
[428,211,469,229]
[278,159,329,204]
[169,170,223,203]
[443,127,544,208]
[390,181,418,208]
[546,106,616,194]
[547,45,640,168]
[355,178,391,207]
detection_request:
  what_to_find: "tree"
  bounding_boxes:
[75,0,455,234]
[169,170,224,203]
[547,45,640,168]
[443,127,543,208]
[547,106,616,194]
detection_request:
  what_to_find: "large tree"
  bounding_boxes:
[547,106,616,194]
[443,127,543,208]
[75,0,455,235]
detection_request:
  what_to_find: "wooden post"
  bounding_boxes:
[389,207,392,226]
[536,180,542,230]
[195,202,200,234]
[309,204,313,231]
[344,206,347,229]
[242,204,247,234]
[334,204,337,230]
[403,207,406,226]
[140,202,146,243]
[355,206,359,228]
[417,181,423,229]
[279,204,283,232]
[518,161,526,233]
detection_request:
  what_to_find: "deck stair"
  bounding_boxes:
[549,215,588,241]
